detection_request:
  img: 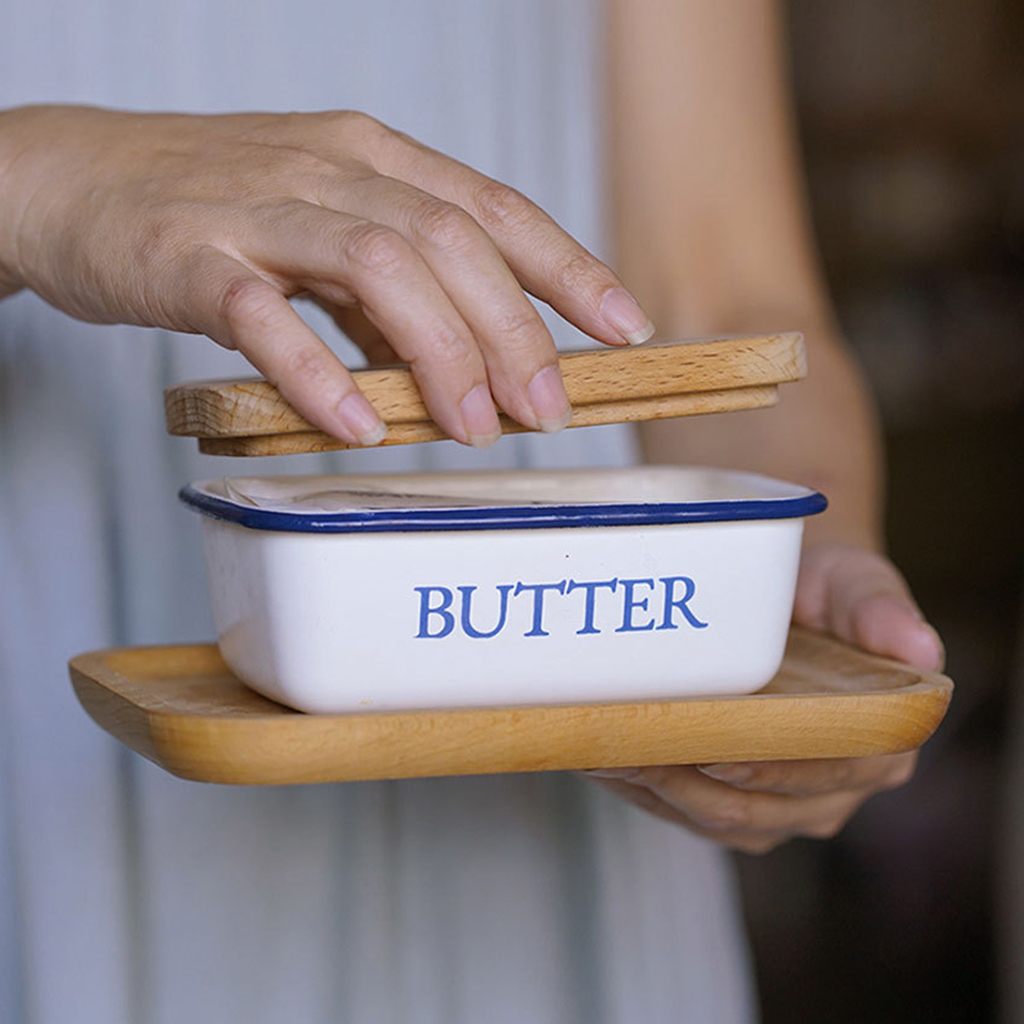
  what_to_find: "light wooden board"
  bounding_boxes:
[196,386,779,456]
[69,629,952,786]
[164,333,805,456]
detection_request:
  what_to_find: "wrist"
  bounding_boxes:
[0,104,89,299]
[0,105,40,297]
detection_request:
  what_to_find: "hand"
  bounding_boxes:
[587,543,945,854]
[0,105,653,446]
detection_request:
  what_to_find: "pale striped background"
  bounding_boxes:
[0,3,753,1021]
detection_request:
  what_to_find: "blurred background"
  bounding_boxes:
[737,1,1024,1021]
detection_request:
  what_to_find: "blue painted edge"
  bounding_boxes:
[179,484,828,534]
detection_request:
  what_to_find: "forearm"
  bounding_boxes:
[607,0,883,551]
[637,324,884,553]
[0,106,31,298]
[599,0,941,839]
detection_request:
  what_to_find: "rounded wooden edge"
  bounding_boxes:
[195,386,781,456]
[139,684,952,785]
[68,643,954,785]
[167,333,804,440]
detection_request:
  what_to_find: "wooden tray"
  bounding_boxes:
[69,629,952,785]
[165,333,805,456]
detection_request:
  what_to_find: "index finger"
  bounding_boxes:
[380,135,656,347]
[190,248,387,446]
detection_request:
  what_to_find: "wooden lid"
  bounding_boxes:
[164,332,805,457]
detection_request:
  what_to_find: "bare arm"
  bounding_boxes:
[610,0,879,548]
[589,0,944,853]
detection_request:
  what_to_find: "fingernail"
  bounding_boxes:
[460,384,502,447]
[583,767,641,780]
[527,364,572,432]
[699,763,754,784]
[600,287,655,345]
[337,391,387,446]
[916,621,946,672]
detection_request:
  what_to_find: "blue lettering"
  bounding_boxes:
[566,577,618,635]
[513,580,567,637]
[615,578,656,632]
[414,586,455,638]
[458,584,514,639]
[657,576,708,630]
[416,574,708,639]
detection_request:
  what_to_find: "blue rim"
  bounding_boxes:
[179,484,827,533]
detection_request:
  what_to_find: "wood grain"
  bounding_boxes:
[165,333,805,455]
[69,629,952,786]
[196,385,779,456]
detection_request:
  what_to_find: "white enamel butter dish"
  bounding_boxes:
[180,467,826,713]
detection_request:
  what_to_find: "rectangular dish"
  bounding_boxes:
[180,466,827,713]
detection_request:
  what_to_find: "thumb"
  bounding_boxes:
[795,544,945,673]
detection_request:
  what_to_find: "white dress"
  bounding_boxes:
[0,1,756,1021]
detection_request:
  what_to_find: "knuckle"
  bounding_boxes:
[551,251,606,297]
[472,179,536,234]
[278,147,337,184]
[415,201,480,253]
[690,796,752,833]
[280,343,334,385]
[408,323,472,367]
[344,223,410,277]
[331,110,392,146]
[218,276,276,328]
[491,305,545,347]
